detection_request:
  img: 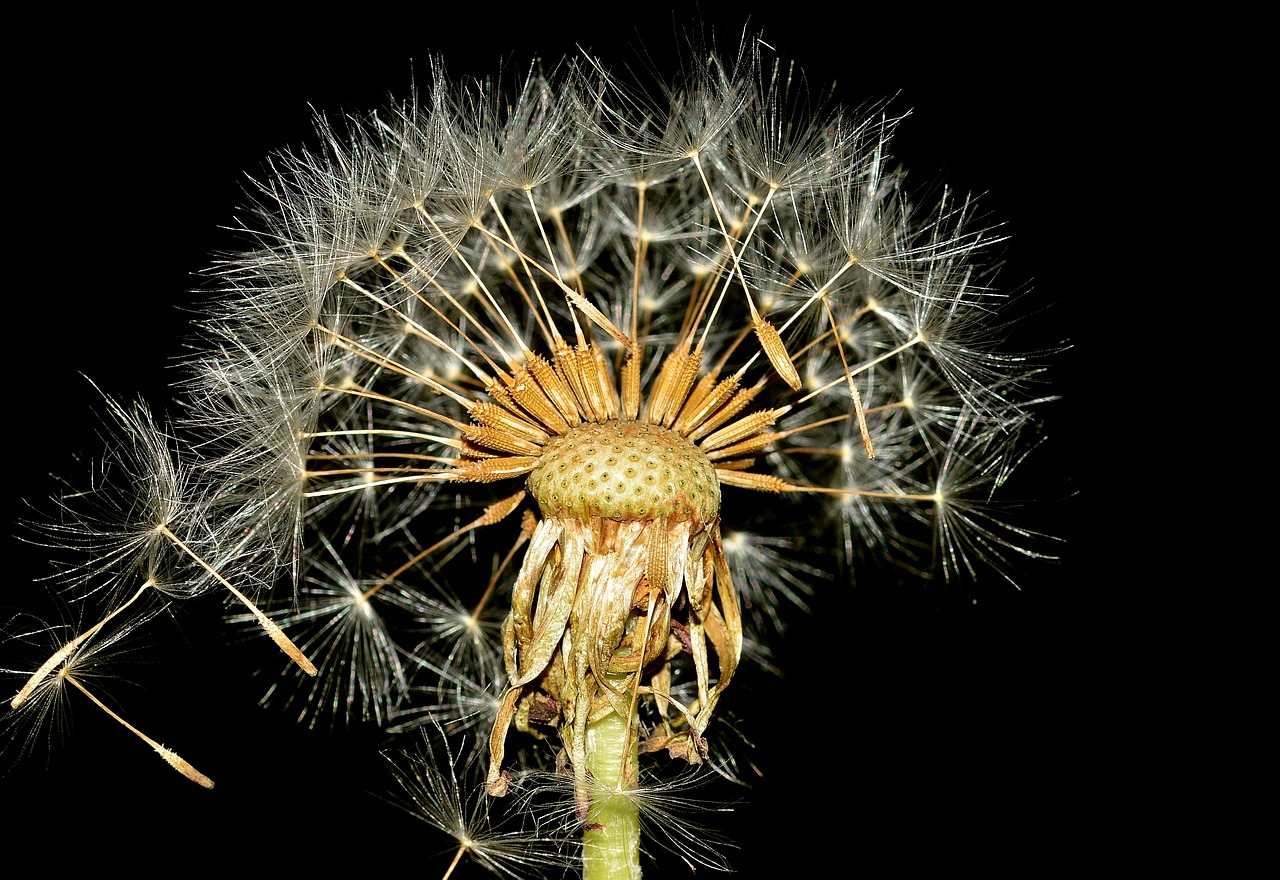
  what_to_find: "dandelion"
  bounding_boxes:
[4,26,1064,878]
[11,390,317,691]
[1,604,213,789]
[380,727,574,878]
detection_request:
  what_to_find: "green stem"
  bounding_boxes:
[582,676,641,880]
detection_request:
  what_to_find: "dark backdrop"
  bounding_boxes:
[4,10,1087,875]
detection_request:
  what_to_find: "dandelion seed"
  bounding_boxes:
[2,606,213,788]
[380,727,572,878]
[17,391,317,680]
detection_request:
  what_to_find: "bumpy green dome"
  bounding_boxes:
[528,420,720,524]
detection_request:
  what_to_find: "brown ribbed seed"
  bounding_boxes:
[527,420,720,525]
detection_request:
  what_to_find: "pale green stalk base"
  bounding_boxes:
[582,696,641,880]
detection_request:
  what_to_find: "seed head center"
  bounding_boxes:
[528,420,720,525]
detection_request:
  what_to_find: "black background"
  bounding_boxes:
[4,9,1090,875]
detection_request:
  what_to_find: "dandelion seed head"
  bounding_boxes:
[7,26,1065,876]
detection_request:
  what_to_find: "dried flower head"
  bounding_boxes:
[5,22,1067,877]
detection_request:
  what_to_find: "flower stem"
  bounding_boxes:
[582,675,641,880]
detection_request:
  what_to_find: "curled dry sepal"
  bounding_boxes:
[4,33,1061,877]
